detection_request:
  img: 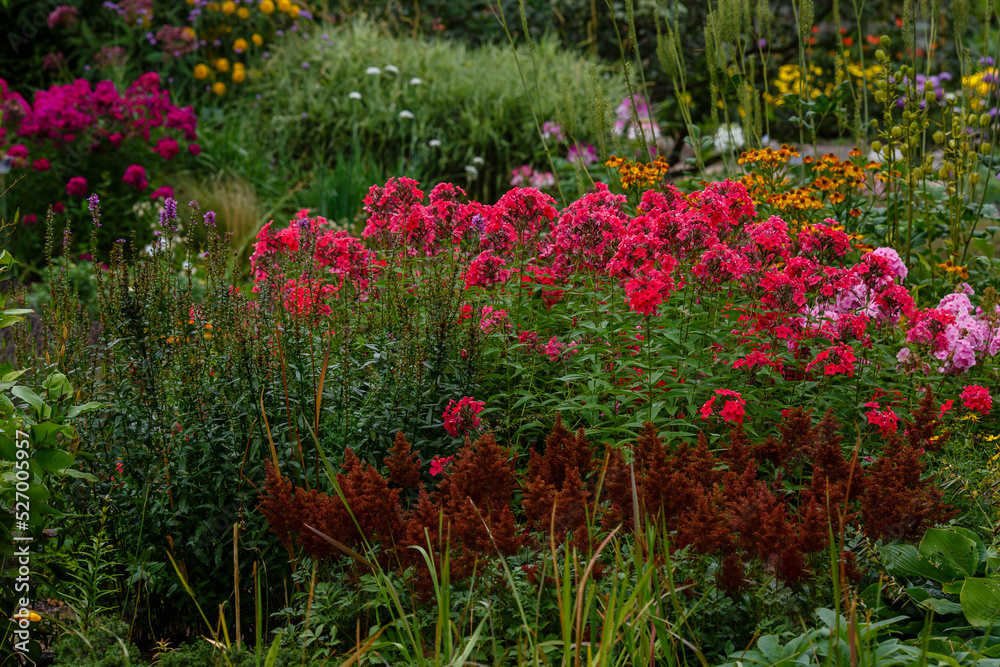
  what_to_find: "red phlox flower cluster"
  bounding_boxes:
[805,343,856,377]
[700,389,747,424]
[960,385,993,415]
[443,396,486,437]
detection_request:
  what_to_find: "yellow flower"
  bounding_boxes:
[213,81,227,95]
[215,57,230,73]
[237,6,250,18]
[206,1,219,10]
[251,33,263,47]
[221,0,236,15]
[193,63,210,80]
[259,0,275,13]
[232,67,246,83]
[289,3,301,17]
[11,611,42,623]
[186,0,195,5]
[181,26,196,40]
[277,0,291,12]
[233,38,248,53]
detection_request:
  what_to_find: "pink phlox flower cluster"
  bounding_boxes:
[479,305,510,334]
[899,289,1000,374]
[429,455,455,477]
[624,258,677,316]
[798,219,852,260]
[613,94,661,141]
[465,251,511,289]
[282,276,335,318]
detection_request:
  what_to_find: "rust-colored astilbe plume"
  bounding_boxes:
[803,411,862,528]
[384,431,421,490]
[258,462,296,553]
[401,433,522,591]
[721,425,755,474]
[754,407,816,470]
[257,461,349,560]
[904,387,951,453]
[338,448,405,551]
[257,450,404,563]
[641,430,721,525]
[675,484,732,555]
[523,415,595,530]
[859,435,956,541]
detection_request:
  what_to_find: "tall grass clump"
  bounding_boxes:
[237,19,620,214]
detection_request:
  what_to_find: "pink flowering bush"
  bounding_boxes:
[0,73,198,263]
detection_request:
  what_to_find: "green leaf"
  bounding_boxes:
[62,468,98,482]
[12,386,46,414]
[882,544,955,583]
[30,421,75,446]
[920,528,979,578]
[43,373,73,401]
[25,483,50,503]
[961,578,1000,628]
[35,448,74,472]
[66,402,106,419]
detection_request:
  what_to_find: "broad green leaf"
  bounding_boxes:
[62,468,98,482]
[66,402,106,419]
[961,578,1000,628]
[11,386,46,414]
[882,544,955,583]
[35,448,74,472]
[920,528,978,578]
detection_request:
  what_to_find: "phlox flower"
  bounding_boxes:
[960,385,993,415]
[546,182,628,274]
[429,455,454,477]
[480,305,510,334]
[65,176,88,198]
[864,402,899,437]
[700,389,746,424]
[624,259,676,316]
[805,343,856,377]
[442,396,485,437]
[465,251,511,289]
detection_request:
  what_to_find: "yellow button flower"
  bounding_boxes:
[233,38,248,53]
[181,26,196,40]
[251,33,263,47]
[193,63,210,79]
[206,1,219,10]
[221,1,236,15]
[232,66,246,83]
[277,0,291,12]
[289,3,301,16]
[259,0,275,13]
[213,81,227,95]
[237,6,250,18]
[215,57,230,72]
